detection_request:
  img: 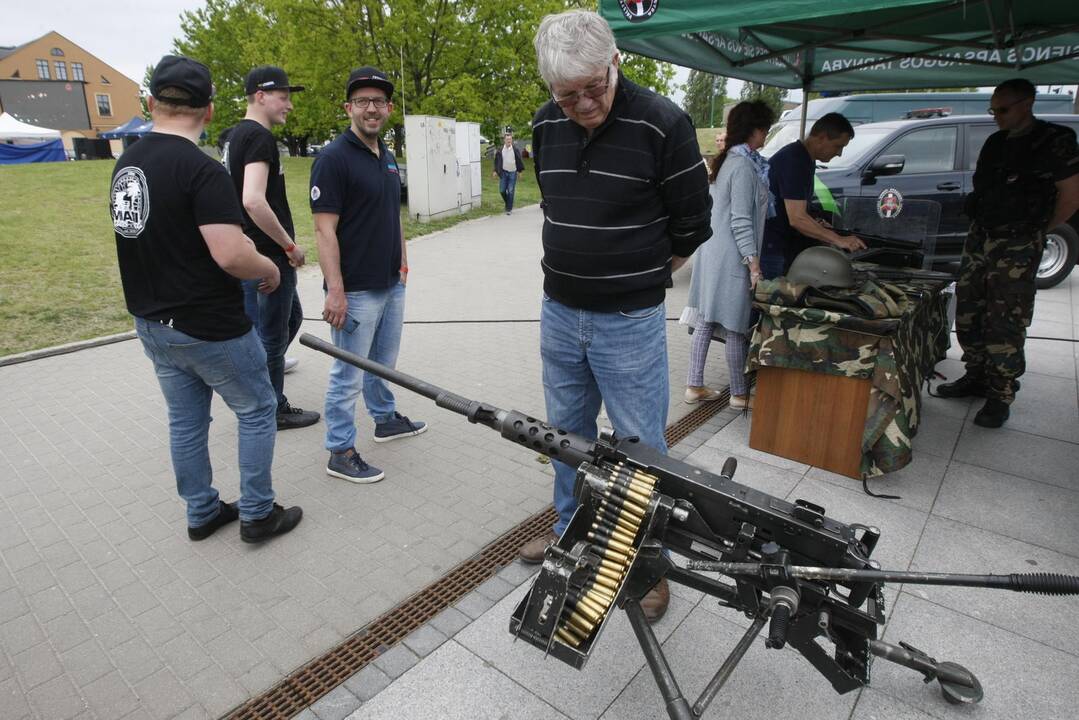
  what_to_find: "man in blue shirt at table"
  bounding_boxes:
[761,112,866,278]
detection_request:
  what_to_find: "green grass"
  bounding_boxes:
[0,155,540,357]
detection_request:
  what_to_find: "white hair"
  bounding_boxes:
[534,10,618,88]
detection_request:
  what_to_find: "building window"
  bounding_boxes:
[54,61,67,81]
[72,62,84,82]
[50,47,65,56]
[36,59,49,79]
[95,93,112,117]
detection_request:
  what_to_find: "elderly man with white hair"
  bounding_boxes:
[517,9,712,623]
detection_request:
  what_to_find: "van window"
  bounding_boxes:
[878,126,958,174]
[965,124,996,169]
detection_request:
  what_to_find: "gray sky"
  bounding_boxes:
[3,2,206,88]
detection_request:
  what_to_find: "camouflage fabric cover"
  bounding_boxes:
[748,276,949,477]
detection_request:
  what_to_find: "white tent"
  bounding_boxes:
[0,112,62,143]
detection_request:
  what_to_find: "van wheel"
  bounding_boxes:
[1037,224,1078,289]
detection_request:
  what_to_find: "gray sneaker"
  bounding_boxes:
[327,448,385,484]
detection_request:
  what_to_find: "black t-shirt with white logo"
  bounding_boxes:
[221,119,294,258]
[111,132,250,341]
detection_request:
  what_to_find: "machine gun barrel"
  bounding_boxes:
[685,561,1079,595]
[299,333,595,468]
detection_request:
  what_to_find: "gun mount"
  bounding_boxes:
[299,333,1079,719]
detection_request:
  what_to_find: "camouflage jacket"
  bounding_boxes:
[748,277,950,477]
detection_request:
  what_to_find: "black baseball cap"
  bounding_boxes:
[346,66,393,100]
[244,65,305,95]
[150,55,213,107]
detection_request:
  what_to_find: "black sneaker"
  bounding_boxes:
[973,399,1010,428]
[277,403,320,430]
[326,448,385,484]
[373,412,428,443]
[240,503,304,544]
[935,374,987,398]
[188,500,238,541]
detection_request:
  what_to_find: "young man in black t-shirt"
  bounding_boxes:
[112,55,302,543]
[223,65,319,431]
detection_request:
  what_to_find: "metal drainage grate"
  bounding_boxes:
[224,395,732,720]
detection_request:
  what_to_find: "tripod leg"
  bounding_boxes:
[868,640,983,705]
[624,600,695,720]
[692,613,767,717]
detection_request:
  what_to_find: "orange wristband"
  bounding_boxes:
[400,265,409,273]
[283,242,296,253]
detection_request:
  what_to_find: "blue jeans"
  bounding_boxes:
[134,318,277,524]
[499,171,518,212]
[760,253,785,280]
[540,296,670,534]
[241,257,302,410]
[324,283,406,453]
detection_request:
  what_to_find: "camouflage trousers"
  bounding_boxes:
[954,225,1043,404]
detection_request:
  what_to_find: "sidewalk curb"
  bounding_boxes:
[0,330,137,368]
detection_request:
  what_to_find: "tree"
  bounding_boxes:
[740,82,787,120]
[682,69,727,128]
[168,1,678,154]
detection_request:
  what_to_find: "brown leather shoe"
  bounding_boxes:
[519,530,558,564]
[640,577,670,623]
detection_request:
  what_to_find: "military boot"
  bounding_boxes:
[935,374,987,398]
[973,399,1010,428]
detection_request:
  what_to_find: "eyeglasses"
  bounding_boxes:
[348,97,388,109]
[987,98,1027,116]
[551,66,612,109]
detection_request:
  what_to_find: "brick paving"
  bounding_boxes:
[0,203,730,720]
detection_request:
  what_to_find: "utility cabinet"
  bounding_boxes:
[405,115,459,222]
[454,121,483,213]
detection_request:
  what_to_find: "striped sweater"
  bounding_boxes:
[532,73,712,312]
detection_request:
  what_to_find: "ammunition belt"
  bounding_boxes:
[555,462,657,648]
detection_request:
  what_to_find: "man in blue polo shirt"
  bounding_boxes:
[311,66,427,484]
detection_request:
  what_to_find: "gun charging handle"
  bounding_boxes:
[760,542,799,650]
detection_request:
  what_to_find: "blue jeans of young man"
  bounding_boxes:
[499,171,518,212]
[540,296,670,535]
[241,256,302,410]
[324,283,406,453]
[134,318,277,525]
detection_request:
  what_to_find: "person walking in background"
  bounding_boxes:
[311,66,427,485]
[493,131,525,214]
[111,56,302,543]
[517,10,712,624]
[685,101,776,410]
[761,113,866,278]
[222,65,319,432]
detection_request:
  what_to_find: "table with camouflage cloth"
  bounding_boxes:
[747,276,951,477]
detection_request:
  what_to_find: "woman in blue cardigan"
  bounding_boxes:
[685,101,776,410]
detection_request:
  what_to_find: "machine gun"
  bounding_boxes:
[299,333,1079,720]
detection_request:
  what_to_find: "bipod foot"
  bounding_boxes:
[868,640,983,705]
[935,661,983,705]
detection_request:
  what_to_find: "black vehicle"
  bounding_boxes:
[795,114,1079,289]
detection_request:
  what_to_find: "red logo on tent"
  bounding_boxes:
[618,0,659,22]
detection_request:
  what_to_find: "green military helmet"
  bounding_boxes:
[787,246,856,289]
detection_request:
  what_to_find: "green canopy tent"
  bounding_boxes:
[601,0,1079,135]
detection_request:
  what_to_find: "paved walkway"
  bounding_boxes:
[301,275,1079,720]
[0,204,730,720]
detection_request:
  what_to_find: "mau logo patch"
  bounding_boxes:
[618,0,659,23]
[111,166,150,238]
[877,187,903,219]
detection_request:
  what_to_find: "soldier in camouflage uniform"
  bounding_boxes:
[936,79,1079,428]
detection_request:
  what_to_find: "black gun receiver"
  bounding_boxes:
[299,333,1079,720]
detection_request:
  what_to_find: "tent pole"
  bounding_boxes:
[799,84,809,139]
